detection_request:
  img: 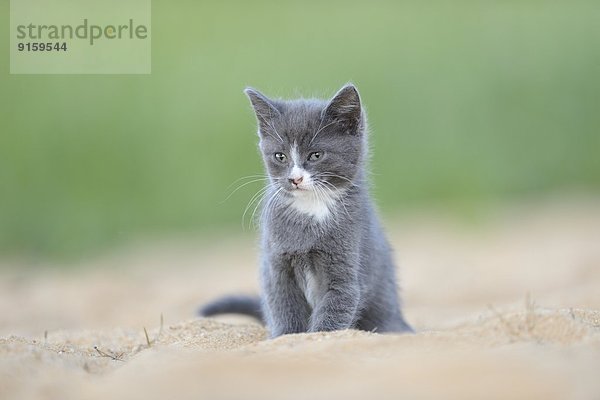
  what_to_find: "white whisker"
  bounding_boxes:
[314,172,358,187]
[313,183,337,226]
[254,109,284,143]
[259,187,283,227]
[226,174,269,189]
[242,184,274,230]
[317,180,351,220]
[221,177,270,204]
[309,119,339,145]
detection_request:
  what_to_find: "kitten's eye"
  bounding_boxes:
[274,152,287,163]
[308,152,323,161]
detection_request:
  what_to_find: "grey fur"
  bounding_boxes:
[200,84,412,337]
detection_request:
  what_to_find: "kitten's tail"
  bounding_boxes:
[199,295,263,322]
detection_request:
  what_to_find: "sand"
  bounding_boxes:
[1,196,599,400]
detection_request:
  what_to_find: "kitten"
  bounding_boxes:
[201,84,413,337]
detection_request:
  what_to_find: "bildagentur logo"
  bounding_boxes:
[16,19,149,46]
[10,0,151,74]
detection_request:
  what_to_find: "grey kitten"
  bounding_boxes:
[201,84,413,337]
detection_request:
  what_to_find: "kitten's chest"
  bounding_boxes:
[288,193,335,222]
[297,268,324,309]
[289,254,327,309]
[264,208,328,253]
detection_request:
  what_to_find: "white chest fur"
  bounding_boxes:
[302,270,322,309]
[289,191,334,222]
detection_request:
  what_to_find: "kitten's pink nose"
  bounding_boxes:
[289,176,303,186]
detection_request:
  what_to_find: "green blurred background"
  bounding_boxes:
[1,1,599,261]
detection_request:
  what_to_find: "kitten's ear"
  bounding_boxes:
[244,87,280,134]
[322,84,362,132]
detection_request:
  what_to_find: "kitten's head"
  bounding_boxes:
[245,84,366,201]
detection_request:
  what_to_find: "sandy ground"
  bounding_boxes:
[1,196,599,400]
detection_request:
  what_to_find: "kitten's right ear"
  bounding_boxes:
[244,87,280,134]
[322,84,362,134]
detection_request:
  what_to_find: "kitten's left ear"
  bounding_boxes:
[244,87,281,136]
[322,84,362,132]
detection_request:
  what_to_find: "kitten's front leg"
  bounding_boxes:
[261,257,311,338]
[309,264,360,332]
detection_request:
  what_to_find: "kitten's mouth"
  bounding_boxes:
[288,184,313,194]
[287,181,310,192]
